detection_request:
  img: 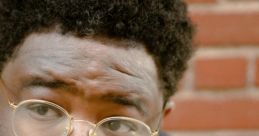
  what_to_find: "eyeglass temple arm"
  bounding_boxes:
[151,109,165,136]
[152,101,175,136]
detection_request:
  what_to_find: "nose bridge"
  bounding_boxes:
[69,120,95,136]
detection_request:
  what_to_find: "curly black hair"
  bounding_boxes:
[0,0,194,103]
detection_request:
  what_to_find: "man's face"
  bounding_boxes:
[0,31,164,135]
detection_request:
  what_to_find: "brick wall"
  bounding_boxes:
[162,0,259,135]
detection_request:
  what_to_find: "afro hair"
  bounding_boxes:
[0,0,194,103]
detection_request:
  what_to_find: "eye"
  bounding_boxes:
[101,120,137,133]
[26,103,64,121]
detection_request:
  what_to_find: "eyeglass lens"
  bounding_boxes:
[94,118,150,136]
[12,100,151,136]
[12,101,70,136]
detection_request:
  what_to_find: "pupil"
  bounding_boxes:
[36,106,49,115]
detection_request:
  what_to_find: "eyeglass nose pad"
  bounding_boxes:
[69,120,95,136]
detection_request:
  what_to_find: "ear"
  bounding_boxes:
[163,101,175,117]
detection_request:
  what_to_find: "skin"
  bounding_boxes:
[0,31,164,135]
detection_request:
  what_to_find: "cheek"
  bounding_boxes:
[0,97,13,135]
[0,87,13,124]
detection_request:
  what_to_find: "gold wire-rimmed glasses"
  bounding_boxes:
[8,99,161,136]
[0,78,162,136]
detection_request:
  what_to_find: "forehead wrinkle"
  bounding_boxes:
[33,67,140,97]
[91,73,153,108]
[15,32,157,82]
[5,31,161,106]
[115,47,156,75]
[107,48,159,94]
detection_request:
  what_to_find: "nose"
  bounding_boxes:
[69,120,95,136]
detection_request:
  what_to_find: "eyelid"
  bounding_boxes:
[27,103,63,117]
[102,120,136,132]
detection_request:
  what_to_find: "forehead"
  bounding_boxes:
[2,31,163,110]
[15,32,156,72]
[12,32,158,87]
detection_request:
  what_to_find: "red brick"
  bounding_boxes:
[162,95,259,130]
[255,59,259,86]
[190,12,259,46]
[229,0,259,1]
[185,0,217,4]
[194,57,247,89]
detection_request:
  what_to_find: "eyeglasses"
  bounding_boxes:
[7,99,160,136]
[0,78,161,136]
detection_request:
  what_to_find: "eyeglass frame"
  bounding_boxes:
[1,79,162,136]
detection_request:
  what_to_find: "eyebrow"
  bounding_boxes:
[22,77,147,115]
[101,93,147,115]
[23,77,70,89]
